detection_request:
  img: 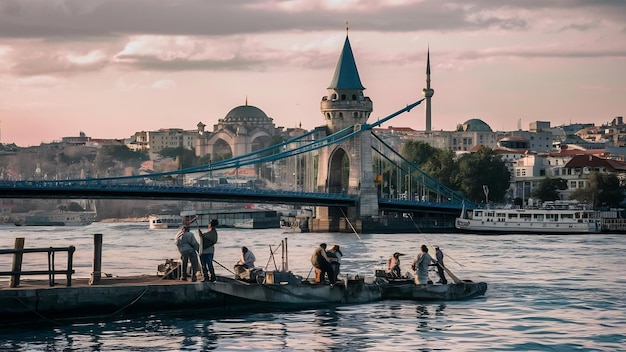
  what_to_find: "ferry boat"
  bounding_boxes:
[148,215,183,230]
[15,211,96,226]
[455,200,602,234]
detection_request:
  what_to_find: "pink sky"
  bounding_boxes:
[1,0,625,146]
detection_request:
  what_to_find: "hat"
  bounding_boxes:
[393,252,405,258]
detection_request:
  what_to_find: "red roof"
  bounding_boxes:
[564,155,626,171]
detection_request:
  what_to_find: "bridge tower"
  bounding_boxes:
[315,26,378,228]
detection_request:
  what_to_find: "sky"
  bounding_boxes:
[1,0,625,147]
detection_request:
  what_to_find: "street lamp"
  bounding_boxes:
[483,185,489,205]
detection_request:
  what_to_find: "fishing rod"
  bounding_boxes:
[340,208,362,241]
[407,213,464,267]
[213,259,235,275]
[406,213,463,284]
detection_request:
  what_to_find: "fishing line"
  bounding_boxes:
[407,213,464,267]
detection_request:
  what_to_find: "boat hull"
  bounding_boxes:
[378,278,488,300]
[208,274,487,306]
[209,276,382,305]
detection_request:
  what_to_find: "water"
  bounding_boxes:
[1,222,625,351]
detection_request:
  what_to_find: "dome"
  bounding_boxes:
[224,105,269,122]
[458,119,493,132]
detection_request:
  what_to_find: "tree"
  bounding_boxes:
[570,172,625,208]
[158,147,197,169]
[450,147,511,204]
[401,141,437,167]
[531,177,568,202]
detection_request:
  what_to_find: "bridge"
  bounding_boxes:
[0,32,473,233]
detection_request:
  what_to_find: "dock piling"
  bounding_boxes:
[10,238,25,288]
[89,234,103,285]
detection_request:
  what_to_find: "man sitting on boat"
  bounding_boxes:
[311,243,335,285]
[234,246,256,281]
[387,252,404,279]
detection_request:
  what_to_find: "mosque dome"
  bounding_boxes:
[457,119,493,132]
[223,105,270,123]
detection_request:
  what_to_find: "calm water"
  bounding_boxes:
[0,222,625,351]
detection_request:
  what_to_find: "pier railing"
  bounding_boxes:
[0,238,75,287]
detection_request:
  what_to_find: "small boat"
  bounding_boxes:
[455,200,602,234]
[210,272,382,305]
[375,277,488,300]
[205,238,486,306]
[233,219,254,229]
[15,211,96,226]
[148,215,182,230]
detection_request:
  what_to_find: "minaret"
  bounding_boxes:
[422,46,434,132]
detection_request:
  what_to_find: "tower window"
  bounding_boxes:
[354,112,358,118]
[341,94,346,100]
[326,113,331,119]
[352,95,357,100]
[332,93,337,100]
[339,112,343,118]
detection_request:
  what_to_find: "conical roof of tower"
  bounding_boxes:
[328,35,365,90]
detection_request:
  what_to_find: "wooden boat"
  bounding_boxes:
[209,272,382,305]
[206,238,485,306]
[375,277,487,300]
[455,200,602,234]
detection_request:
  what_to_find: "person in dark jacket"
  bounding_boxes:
[434,245,448,284]
[326,244,343,282]
[311,243,334,284]
[198,219,218,282]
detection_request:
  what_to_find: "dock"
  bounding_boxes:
[0,275,255,328]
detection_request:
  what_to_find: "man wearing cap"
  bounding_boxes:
[387,252,403,278]
[434,246,448,284]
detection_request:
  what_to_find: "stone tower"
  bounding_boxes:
[316,26,378,223]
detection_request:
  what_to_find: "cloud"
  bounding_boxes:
[3,0,624,40]
[151,79,176,90]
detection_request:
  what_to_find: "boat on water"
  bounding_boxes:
[204,238,486,306]
[455,200,602,234]
[233,219,254,229]
[15,210,96,226]
[149,214,183,230]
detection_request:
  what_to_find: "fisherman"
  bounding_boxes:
[175,226,200,282]
[433,245,448,284]
[387,252,404,278]
[411,245,433,285]
[311,243,334,284]
[198,219,218,282]
[326,244,343,282]
[234,246,256,280]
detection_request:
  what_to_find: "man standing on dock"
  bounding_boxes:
[199,219,218,282]
[175,226,200,282]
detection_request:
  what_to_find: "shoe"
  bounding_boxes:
[191,276,197,282]
[209,277,217,282]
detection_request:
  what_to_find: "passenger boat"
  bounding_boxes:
[15,210,96,226]
[148,214,182,230]
[455,200,602,234]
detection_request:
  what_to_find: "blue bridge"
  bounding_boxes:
[0,32,474,233]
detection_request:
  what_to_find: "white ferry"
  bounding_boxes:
[148,215,183,230]
[455,201,602,234]
[15,211,96,226]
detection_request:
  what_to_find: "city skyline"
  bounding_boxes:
[1,0,625,146]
